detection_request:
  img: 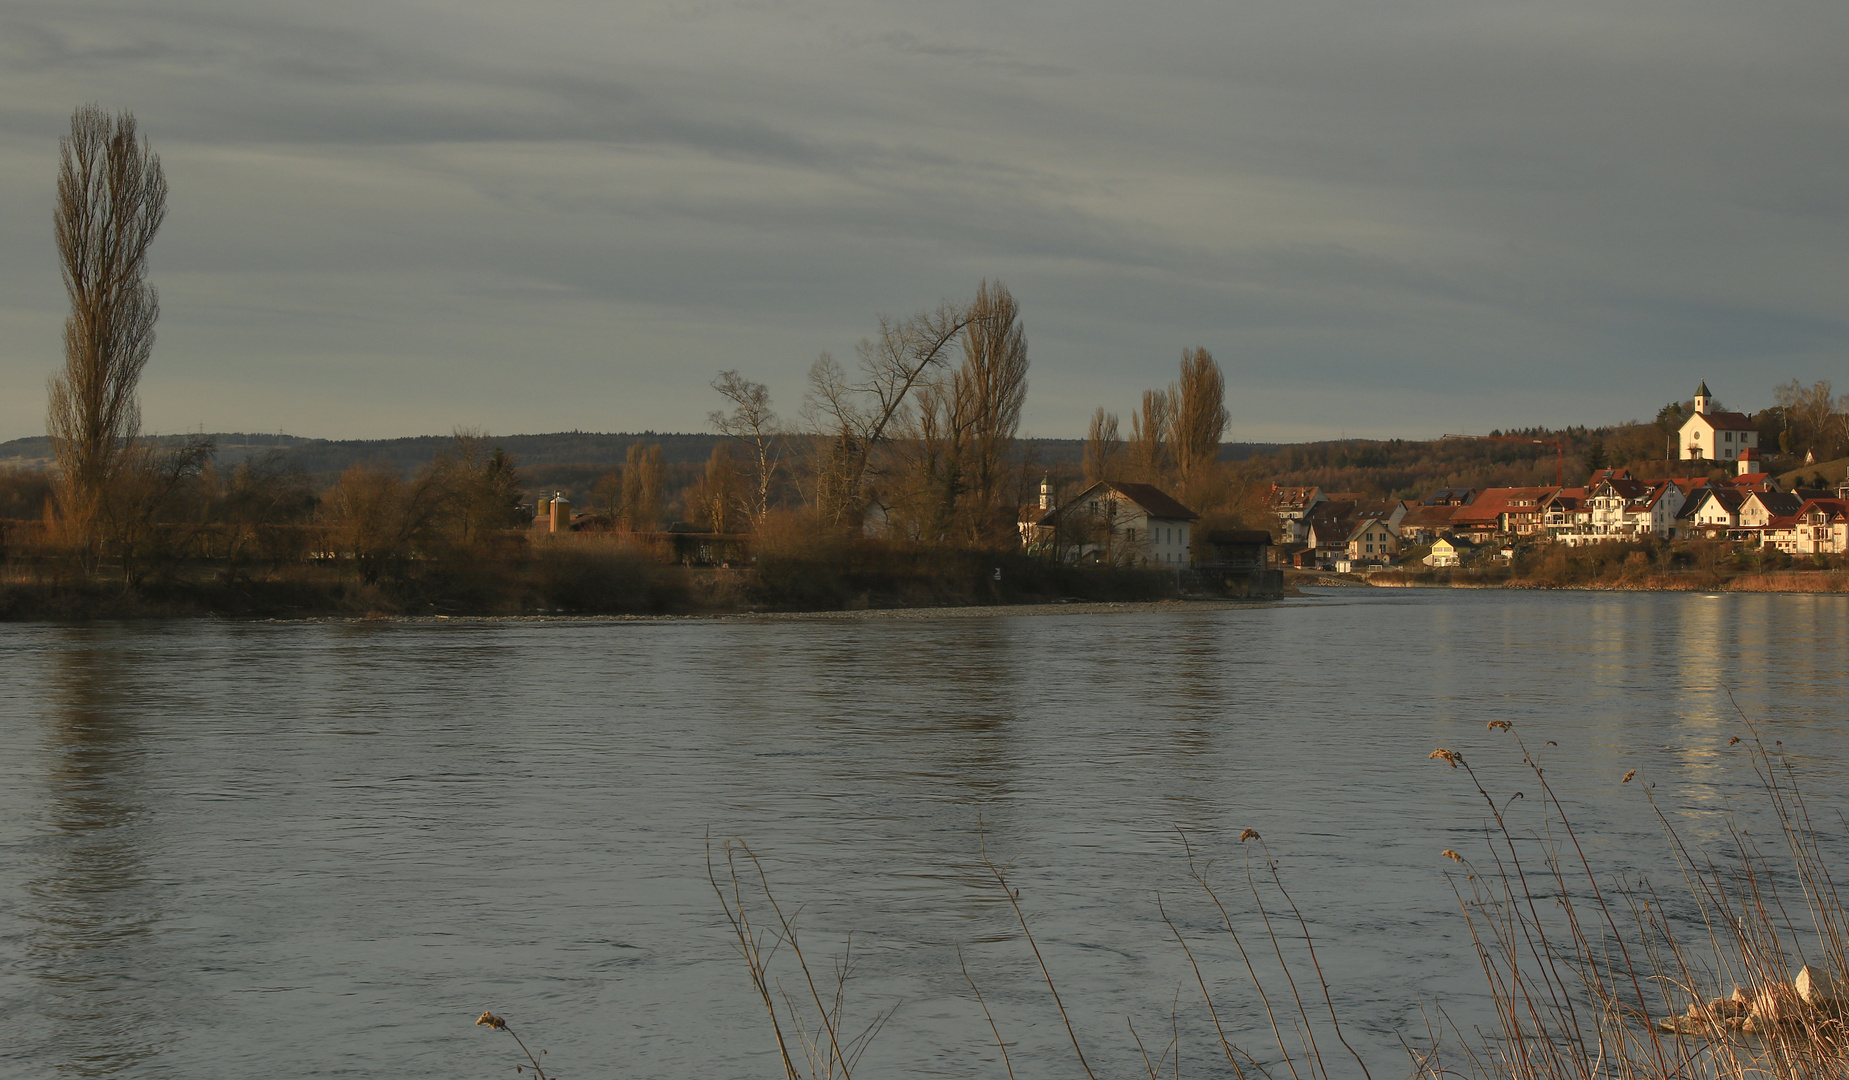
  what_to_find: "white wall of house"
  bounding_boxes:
[1679,414,1758,461]
[1138,516,1193,565]
[1057,487,1194,565]
[1345,519,1398,563]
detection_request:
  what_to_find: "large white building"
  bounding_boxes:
[1028,481,1199,566]
[1676,381,1759,462]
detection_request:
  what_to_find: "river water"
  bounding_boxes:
[2,589,1846,1079]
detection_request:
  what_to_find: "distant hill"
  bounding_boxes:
[1776,456,1848,490]
[1,431,1284,483]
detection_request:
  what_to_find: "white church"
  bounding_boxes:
[1675,381,1759,463]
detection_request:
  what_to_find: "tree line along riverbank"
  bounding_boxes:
[0,527,1188,621]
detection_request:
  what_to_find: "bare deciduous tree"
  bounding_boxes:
[46,104,168,557]
[1172,346,1229,498]
[590,468,622,526]
[428,429,526,548]
[709,371,781,527]
[802,301,971,528]
[685,443,743,533]
[1128,389,1172,485]
[622,443,663,531]
[955,280,1028,542]
[324,464,430,585]
[889,375,972,542]
[1083,408,1121,485]
[108,433,214,586]
[1775,379,1848,463]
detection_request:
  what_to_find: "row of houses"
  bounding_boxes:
[1272,468,1849,570]
[1266,379,1849,570]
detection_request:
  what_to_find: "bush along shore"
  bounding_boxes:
[1359,536,1849,593]
[0,530,1186,621]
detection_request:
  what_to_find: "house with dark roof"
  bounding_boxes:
[1678,486,1747,536]
[1301,500,1360,567]
[1541,488,1588,537]
[1397,503,1460,545]
[1034,481,1200,566]
[1188,529,1284,597]
[1339,517,1399,569]
[1677,381,1761,462]
[1424,488,1477,507]
[1763,499,1849,555]
[1739,490,1803,530]
[1268,486,1326,544]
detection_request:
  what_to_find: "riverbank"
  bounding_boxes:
[1360,567,1849,593]
[0,546,1201,622]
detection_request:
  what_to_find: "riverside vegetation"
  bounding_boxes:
[661,722,1848,1080]
[1366,536,1849,594]
[10,106,1270,621]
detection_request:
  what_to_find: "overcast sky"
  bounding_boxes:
[1,0,1845,443]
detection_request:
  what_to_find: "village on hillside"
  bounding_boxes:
[1269,382,1849,573]
[981,381,1849,583]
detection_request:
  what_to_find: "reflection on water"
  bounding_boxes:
[0,590,1845,1079]
[19,632,173,1076]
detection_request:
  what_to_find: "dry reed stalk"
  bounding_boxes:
[474,1011,552,1079]
[1427,717,1849,1080]
[706,833,894,1080]
[977,822,1102,1080]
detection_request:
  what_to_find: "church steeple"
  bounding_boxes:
[1693,380,1712,416]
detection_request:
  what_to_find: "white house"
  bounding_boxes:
[1426,536,1468,567]
[1739,490,1802,530]
[1677,381,1760,462]
[1038,481,1200,566]
[1344,518,1399,565]
[1679,486,1746,535]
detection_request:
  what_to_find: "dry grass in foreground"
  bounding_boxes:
[704,719,1849,1080]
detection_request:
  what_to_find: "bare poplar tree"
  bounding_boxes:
[889,375,972,542]
[685,443,742,533]
[1128,389,1172,485]
[954,280,1028,541]
[1171,346,1229,497]
[622,443,663,531]
[1083,408,1121,484]
[46,104,168,554]
[801,301,971,527]
[708,370,781,527]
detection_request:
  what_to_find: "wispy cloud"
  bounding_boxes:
[0,0,1844,440]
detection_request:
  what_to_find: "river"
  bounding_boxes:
[2,588,1846,1078]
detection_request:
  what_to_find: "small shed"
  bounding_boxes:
[1187,529,1282,598]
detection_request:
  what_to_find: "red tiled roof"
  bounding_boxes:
[1453,487,1561,524]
